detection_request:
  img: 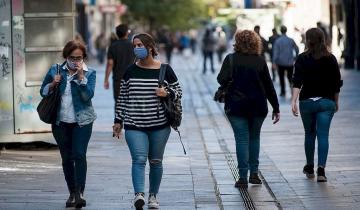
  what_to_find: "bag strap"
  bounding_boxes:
[228,53,234,81]
[56,63,60,75]
[174,128,186,155]
[158,64,186,155]
[222,53,234,90]
[158,63,167,87]
[157,64,167,118]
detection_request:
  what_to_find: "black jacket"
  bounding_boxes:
[217,53,279,117]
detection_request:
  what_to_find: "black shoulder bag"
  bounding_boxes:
[214,53,234,103]
[37,64,61,124]
[158,64,186,154]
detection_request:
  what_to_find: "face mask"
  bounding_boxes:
[67,59,82,70]
[134,47,148,59]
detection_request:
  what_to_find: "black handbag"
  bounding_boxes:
[214,53,234,103]
[37,64,61,124]
[158,64,186,154]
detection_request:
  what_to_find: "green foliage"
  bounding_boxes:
[121,0,207,31]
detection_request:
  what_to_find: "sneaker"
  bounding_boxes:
[234,178,248,188]
[65,193,75,208]
[317,167,327,182]
[303,164,315,178]
[134,192,145,210]
[249,173,262,184]
[148,194,159,209]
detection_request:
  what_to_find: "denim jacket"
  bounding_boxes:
[40,62,97,126]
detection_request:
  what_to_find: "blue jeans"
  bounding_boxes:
[52,122,93,192]
[227,115,265,178]
[300,98,336,167]
[125,126,171,194]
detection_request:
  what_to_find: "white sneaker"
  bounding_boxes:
[134,193,145,210]
[148,194,159,209]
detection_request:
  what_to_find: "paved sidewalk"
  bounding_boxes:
[0,53,359,210]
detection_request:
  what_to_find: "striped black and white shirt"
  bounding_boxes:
[114,64,182,131]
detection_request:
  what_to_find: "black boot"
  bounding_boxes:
[234,178,248,188]
[74,187,86,209]
[249,173,262,184]
[65,192,75,208]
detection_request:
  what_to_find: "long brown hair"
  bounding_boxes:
[305,28,330,59]
[132,33,158,57]
[233,30,262,55]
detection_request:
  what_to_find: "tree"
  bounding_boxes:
[121,0,207,31]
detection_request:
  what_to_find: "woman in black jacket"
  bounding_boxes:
[291,28,342,182]
[217,30,280,188]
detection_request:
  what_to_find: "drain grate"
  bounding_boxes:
[218,137,256,210]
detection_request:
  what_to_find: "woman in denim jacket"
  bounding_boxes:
[40,40,96,208]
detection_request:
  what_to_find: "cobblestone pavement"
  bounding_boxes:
[0,52,359,210]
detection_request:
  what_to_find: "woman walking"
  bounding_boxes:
[113,33,182,209]
[217,30,280,188]
[40,40,96,208]
[291,28,342,182]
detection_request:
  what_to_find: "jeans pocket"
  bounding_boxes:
[320,99,336,112]
[299,100,313,113]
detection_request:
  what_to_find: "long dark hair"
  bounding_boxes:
[305,28,330,59]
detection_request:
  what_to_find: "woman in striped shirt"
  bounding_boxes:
[113,33,182,210]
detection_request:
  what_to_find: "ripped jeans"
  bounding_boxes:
[125,126,171,194]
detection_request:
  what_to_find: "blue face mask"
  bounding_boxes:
[134,47,148,59]
[66,59,82,70]
[67,59,77,69]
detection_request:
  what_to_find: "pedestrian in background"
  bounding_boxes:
[39,40,97,208]
[202,28,217,74]
[216,26,227,63]
[104,24,135,102]
[268,28,280,81]
[113,33,182,210]
[291,28,342,182]
[109,32,119,45]
[95,32,108,64]
[157,29,175,64]
[254,25,269,58]
[189,29,198,54]
[317,21,330,47]
[217,30,280,188]
[272,25,299,97]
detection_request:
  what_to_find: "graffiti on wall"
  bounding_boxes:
[0,100,12,122]
[18,96,36,112]
[13,33,22,50]
[0,42,10,78]
[15,86,41,113]
[0,100,11,111]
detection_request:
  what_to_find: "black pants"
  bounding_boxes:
[277,65,293,96]
[52,122,93,193]
[203,51,214,74]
